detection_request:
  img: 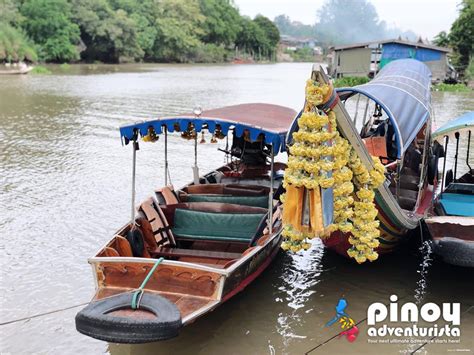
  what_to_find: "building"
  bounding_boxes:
[328,39,453,82]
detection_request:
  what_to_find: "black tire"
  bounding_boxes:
[75,293,182,343]
[434,238,474,268]
[126,228,145,257]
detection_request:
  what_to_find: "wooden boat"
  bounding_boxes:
[425,111,474,267]
[75,103,296,343]
[0,65,33,75]
[288,59,437,259]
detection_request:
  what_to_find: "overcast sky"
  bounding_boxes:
[234,0,460,39]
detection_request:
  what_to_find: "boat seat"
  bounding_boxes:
[138,198,246,261]
[139,197,176,247]
[439,193,474,217]
[155,186,180,205]
[181,194,268,208]
[172,208,266,243]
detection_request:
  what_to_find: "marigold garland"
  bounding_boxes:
[281,79,386,263]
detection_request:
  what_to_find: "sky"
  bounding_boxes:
[234,0,460,39]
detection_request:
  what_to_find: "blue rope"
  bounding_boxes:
[131,257,164,309]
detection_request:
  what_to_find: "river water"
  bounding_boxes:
[1,63,473,355]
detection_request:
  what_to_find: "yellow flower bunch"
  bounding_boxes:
[346,152,385,263]
[298,112,329,129]
[281,225,312,252]
[282,76,386,263]
[305,79,330,106]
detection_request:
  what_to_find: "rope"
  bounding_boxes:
[131,257,164,309]
[0,302,89,326]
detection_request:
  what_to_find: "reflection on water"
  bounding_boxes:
[1,63,473,354]
[276,240,325,345]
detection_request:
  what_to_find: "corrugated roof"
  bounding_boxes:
[331,39,450,53]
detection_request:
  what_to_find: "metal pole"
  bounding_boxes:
[194,133,198,166]
[454,132,460,180]
[466,130,472,172]
[353,94,361,126]
[164,127,168,186]
[441,136,449,192]
[131,140,138,224]
[193,132,199,184]
[268,148,274,233]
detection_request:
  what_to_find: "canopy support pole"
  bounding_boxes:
[131,140,139,225]
[454,132,460,180]
[467,130,472,172]
[441,136,449,191]
[267,148,274,233]
[193,133,200,184]
[353,94,361,126]
[164,127,168,186]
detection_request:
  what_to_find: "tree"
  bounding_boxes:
[274,14,315,38]
[153,0,204,62]
[316,0,384,45]
[235,17,266,57]
[433,31,450,47]
[254,15,280,49]
[0,22,37,62]
[199,0,241,46]
[72,0,143,63]
[449,0,473,72]
[0,0,24,25]
[21,0,80,62]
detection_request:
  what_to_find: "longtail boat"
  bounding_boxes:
[425,111,474,267]
[285,59,437,261]
[75,103,296,343]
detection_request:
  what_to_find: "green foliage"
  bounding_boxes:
[285,47,314,62]
[21,0,80,62]
[31,65,52,74]
[199,0,241,46]
[433,83,471,92]
[0,22,37,62]
[72,0,143,63]
[274,15,315,38]
[317,0,383,45]
[0,0,24,25]
[235,15,279,60]
[188,43,230,63]
[334,76,370,88]
[253,15,280,57]
[3,0,280,63]
[466,57,474,80]
[449,0,473,73]
[433,31,450,47]
[153,0,204,62]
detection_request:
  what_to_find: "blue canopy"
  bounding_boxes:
[433,111,474,142]
[119,103,297,154]
[337,59,432,158]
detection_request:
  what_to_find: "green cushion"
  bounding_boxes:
[172,208,265,242]
[186,194,269,208]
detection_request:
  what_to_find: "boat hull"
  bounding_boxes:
[425,216,474,267]
[323,197,409,258]
[88,230,282,327]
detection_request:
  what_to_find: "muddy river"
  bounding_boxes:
[1,63,473,354]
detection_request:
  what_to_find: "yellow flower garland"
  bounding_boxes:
[281,79,385,263]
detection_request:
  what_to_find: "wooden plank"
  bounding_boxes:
[151,247,241,260]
